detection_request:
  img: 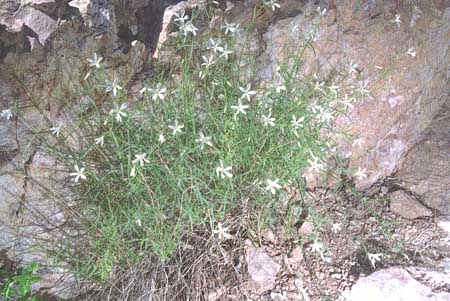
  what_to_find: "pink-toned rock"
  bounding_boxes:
[389,190,433,219]
[246,246,281,293]
[346,268,450,301]
[245,0,449,210]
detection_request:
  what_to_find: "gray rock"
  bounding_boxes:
[14,6,58,44]
[396,99,450,215]
[250,1,450,207]
[407,259,450,289]
[298,219,314,237]
[389,190,433,219]
[346,268,450,301]
[246,246,280,293]
[436,216,450,235]
[0,1,159,297]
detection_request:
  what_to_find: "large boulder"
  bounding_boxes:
[346,267,450,301]
[227,0,450,213]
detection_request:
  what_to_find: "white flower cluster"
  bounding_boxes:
[173,11,198,37]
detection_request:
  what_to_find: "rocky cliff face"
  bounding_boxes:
[0,0,449,298]
[224,0,450,211]
[245,0,449,204]
[0,0,176,297]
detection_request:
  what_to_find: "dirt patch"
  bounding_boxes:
[213,184,450,300]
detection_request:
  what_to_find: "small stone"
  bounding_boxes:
[380,186,389,195]
[389,190,433,219]
[246,247,281,293]
[261,228,277,244]
[207,287,226,301]
[270,291,287,301]
[331,273,342,280]
[294,276,304,289]
[287,291,305,300]
[290,246,304,264]
[298,219,314,237]
[303,169,321,191]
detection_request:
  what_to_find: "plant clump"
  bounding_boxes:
[6,1,364,298]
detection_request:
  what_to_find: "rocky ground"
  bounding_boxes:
[230,185,450,300]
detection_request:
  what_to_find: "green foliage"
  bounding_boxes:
[0,263,41,301]
[26,6,353,282]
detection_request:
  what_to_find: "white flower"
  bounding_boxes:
[291,115,304,129]
[132,153,149,167]
[318,109,333,124]
[406,47,416,57]
[311,240,323,253]
[168,120,184,135]
[105,78,123,96]
[308,154,324,173]
[367,253,383,268]
[219,44,233,60]
[130,165,137,177]
[140,85,150,95]
[331,223,342,233]
[313,80,325,93]
[270,292,287,300]
[207,39,223,53]
[216,161,232,179]
[352,138,364,149]
[222,20,239,35]
[356,81,372,99]
[213,222,233,240]
[305,28,319,41]
[231,100,249,120]
[394,14,401,27]
[261,113,275,127]
[265,178,282,195]
[354,167,367,180]
[264,0,280,11]
[275,84,286,94]
[317,6,327,16]
[70,165,87,182]
[310,240,325,260]
[83,71,91,80]
[311,104,324,114]
[340,94,354,110]
[151,84,167,101]
[50,125,62,137]
[201,55,215,68]
[328,82,340,95]
[180,21,198,36]
[87,52,103,68]
[195,132,213,150]
[173,11,188,24]
[1,109,13,120]
[95,136,104,147]
[239,84,257,101]
[158,133,166,144]
[109,103,127,123]
[348,60,358,75]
